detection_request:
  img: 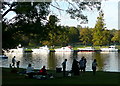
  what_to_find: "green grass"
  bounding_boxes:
[73,46,98,50]
[116,45,120,50]
[2,67,120,86]
[24,48,32,52]
[73,45,120,50]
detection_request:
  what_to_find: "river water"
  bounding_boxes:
[1,51,120,72]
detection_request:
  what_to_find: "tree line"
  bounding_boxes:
[2,2,120,49]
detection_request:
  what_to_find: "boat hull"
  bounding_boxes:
[55,47,73,52]
[77,47,96,52]
[55,50,73,52]
[0,55,8,59]
[32,49,50,53]
[78,50,95,52]
[100,48,118,52]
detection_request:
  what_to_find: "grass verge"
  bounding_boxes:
[2,67,120,86]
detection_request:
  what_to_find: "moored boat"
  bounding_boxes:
[55,46,73,52]
[0,55,8,59]
[77,47,95,52]
[32,45,50,53]
[100,46,118,52]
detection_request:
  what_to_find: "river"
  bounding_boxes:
[1,51,120,72]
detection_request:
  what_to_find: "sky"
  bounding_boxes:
[49,0,119,30]
[4,0,119,30]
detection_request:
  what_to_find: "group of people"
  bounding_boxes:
[62,56,97,77]
[26,64,48,78]
[11,56,20,68]
[11,55,97,78]
[11,56,49,78]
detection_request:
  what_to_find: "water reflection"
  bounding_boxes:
[1,51,120,72]
[101,52,119,72]
[55,52,73,71]
[30,52,49,69]
[2,52,23,67]
[48,52,56,70]
[93,52,104,71]
[77,52,94,71]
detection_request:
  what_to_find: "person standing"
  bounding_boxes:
[79,57,84,73]
[62,59,67,77]
[79,56,87,73]
[72,59,80,75]
[83,57,87,73]
[12,56,16,68]
[92,59,97,75]
[16,61,20,68]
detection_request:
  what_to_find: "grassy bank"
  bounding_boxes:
[24,45,120,51]
[73,45,120,50]
[2,67,120,86]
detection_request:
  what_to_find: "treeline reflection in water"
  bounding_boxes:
[1,51,120,72]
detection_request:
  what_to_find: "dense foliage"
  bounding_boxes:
[2,1,120,49]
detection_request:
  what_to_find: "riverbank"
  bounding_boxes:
[23,45,120,52]
[2,67,120,86]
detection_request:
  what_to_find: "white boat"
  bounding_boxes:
[3,48,24,54]
[100,46,118,52]
[55,46,73,52]
[32,45,50,53]
[0,55,8,59]
[77,47,95,52]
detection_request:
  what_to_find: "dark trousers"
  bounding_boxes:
[12,62,15,67]
[83,67,86,73]
[27,72,34,78]
[92,67,96,75]
[63,67,66,77]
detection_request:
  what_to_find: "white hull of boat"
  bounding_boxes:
[32,49,50,53]
[55,47,73,52]
[100,48,118,52]
[0,55,8,59]
[77,47,95,52]
[32,46,50,53]
[3,48,24,54]
[100,46,118,52]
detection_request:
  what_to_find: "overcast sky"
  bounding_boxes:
[4,0,119,30]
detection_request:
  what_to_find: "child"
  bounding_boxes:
[16,61,20,68]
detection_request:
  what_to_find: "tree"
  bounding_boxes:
[68,27,79,43]
[2,20,19,49]
[80,27,92,45]
[92,11,109,46]
[65,1,101,23]
[46,16,69,46]
[111,30,120,44]
[102,30,111,45]
[2,1,101,49]
[45,15,60,45]
[55,26,69,46]
[2,2,51,49]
